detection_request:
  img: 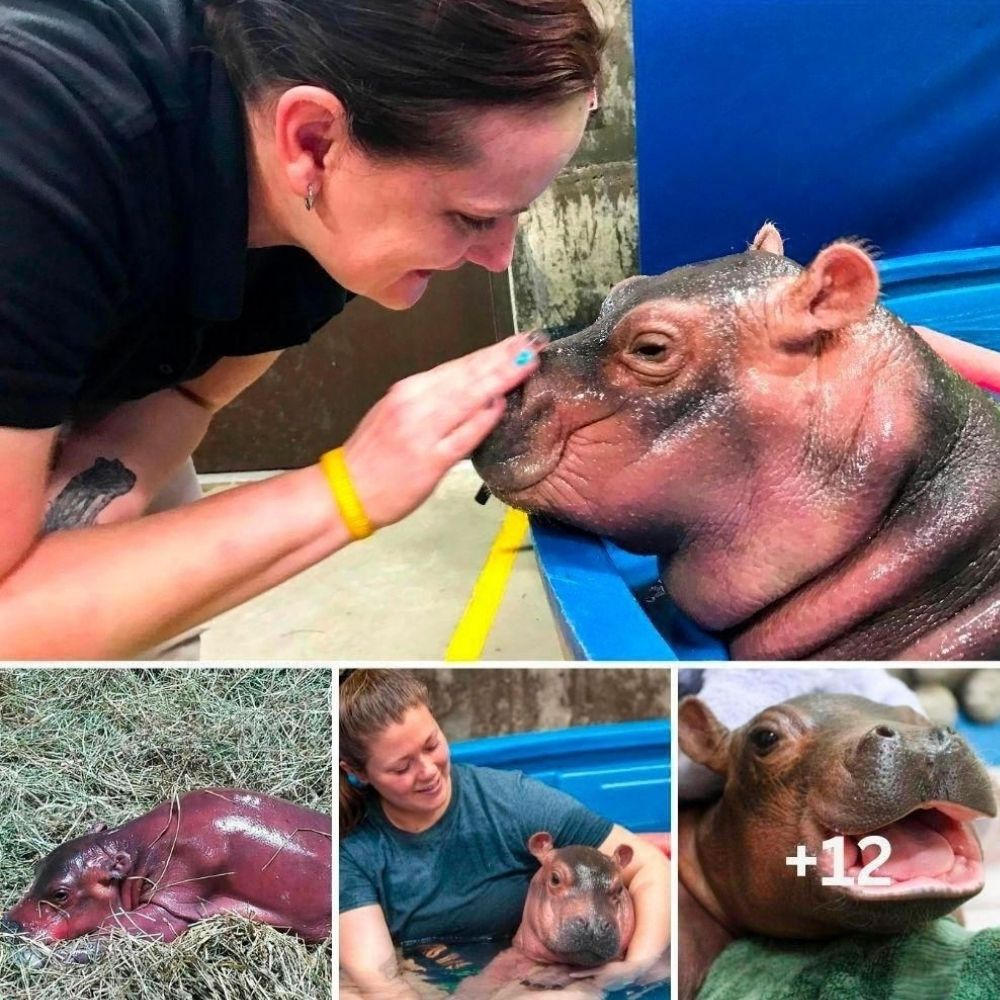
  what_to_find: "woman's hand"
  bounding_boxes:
[342,333,542,528]
[339,905,423,999]
[568,956,664,991]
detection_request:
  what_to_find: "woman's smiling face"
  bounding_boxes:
[360,703,452,822]
[297,96,593,310]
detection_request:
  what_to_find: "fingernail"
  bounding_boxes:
[514,350,535,367]
[525,330,551,349]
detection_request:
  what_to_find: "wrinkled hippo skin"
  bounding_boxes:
[454,832,635,998]
[0,789,331,956]
[474,224,1000,660]
[677,693,997,998]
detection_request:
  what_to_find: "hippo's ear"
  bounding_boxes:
[612,844,634,872]
[527,832,555,860]
[750,222,783,256]
[774,242,880,351]
[99,851,132,882]
[87,822,108,835]
[678,697,732,775]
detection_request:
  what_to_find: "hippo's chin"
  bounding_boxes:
[815,803,987,906]
[473,445,565,503]
[562,948,618,968]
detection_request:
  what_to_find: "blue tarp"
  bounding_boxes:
[633,0,1000,274]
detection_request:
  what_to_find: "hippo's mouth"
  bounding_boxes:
[816,802,987,901]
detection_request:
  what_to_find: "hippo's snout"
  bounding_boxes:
[557,914,620,967]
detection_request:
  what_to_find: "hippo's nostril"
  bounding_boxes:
[874,725,897,739]
[593,917,614,938]
[504,382,525,410]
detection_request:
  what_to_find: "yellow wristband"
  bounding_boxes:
[319,447,375,540]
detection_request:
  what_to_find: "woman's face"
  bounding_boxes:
[359,703,452,818]
[308,96,592,310]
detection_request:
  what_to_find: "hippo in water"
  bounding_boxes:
[0,789,331,959]
[454,832,637,997]
[473,224,1000,660]
[677,693,997,998]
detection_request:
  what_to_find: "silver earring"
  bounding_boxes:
[305,183,316,212]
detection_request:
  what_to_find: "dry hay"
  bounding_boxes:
[0,665,332,999]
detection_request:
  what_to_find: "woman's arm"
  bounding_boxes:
[339,905,421,1000]
[46,353,282,526]
[570,823,669,989]
[603,824,670,964]
[913,325,1000,394]
[0,335,539,658]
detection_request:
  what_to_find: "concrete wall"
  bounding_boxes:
[511,0,637,334]
[417,667,668,741]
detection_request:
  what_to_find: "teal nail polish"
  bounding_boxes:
[515,350,535,367]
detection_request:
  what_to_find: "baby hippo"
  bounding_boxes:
[474,224,1000,660]
[455,832,634,997]
[0,789,331,957]
[677,694,997,998]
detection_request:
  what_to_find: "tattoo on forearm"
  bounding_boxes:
[43,458,138,534]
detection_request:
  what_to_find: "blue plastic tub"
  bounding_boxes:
[450,720,671,832]
[531,248,1000,660]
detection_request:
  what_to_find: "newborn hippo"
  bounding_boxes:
[677,693,997,999]
[0,789,331,957]
[473,224,1000,660]
[454,832,635,998]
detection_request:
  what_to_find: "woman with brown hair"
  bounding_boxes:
[0,0,603,657]
[340,669,670,997]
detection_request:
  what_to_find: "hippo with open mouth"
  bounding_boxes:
[473,225,1000,659]
[676,693,998,998]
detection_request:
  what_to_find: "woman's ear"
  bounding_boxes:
[272,86,350,202]
[340,761,368,788]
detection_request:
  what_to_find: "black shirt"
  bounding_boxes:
[0,0,351,429]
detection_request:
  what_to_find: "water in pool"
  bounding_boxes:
[401,940,669,999]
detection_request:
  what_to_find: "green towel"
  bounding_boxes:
[697,919,1000,1000]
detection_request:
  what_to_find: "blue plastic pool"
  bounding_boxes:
[402,722,672,998]
[531,247,1000,660]
[451,720,671,832]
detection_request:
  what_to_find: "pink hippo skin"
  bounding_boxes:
[0,789,331,955]
[473,224,1000,660]
[454,832,635,998]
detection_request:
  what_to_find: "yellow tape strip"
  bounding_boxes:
[445,508,530,661]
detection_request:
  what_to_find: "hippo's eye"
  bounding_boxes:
[619,330,680,380]
[629,332,671,361]
[549,872,561,888]
[50,888,69,904]
[749,728,780,754]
